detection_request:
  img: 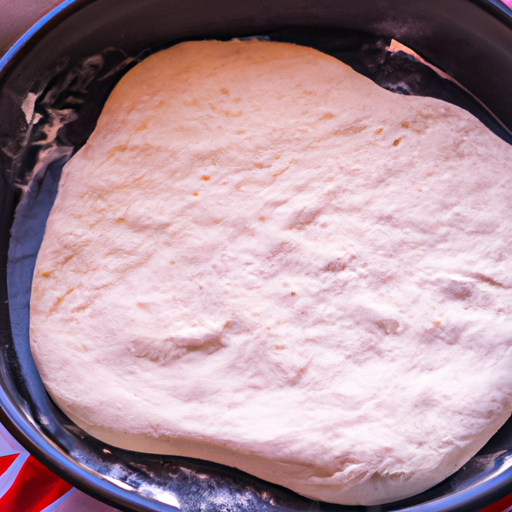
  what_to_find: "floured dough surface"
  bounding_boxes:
[30,40,512,505]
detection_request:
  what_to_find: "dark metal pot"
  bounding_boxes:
[1,1,512,511]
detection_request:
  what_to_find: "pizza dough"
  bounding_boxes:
[29,39,512,505]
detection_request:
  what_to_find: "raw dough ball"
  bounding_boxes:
[30,39,512,505]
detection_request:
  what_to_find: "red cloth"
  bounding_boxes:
[0,454,18,476]
[0,455,72,512]
[481,493,512,512]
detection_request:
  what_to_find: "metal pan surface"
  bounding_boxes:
[1,1,512,511]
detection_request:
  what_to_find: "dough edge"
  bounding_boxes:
[62,403,510,506]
